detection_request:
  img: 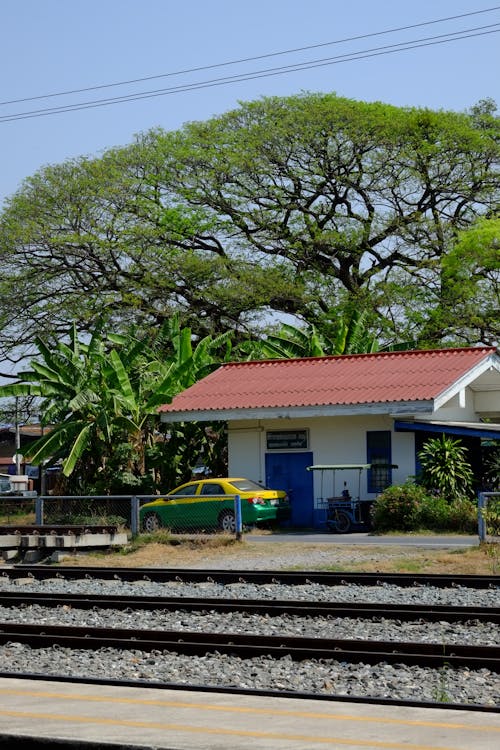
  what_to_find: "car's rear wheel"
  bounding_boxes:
[218,509,236,533]
[142,512,162,533]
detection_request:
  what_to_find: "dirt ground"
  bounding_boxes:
[47,536,500,575]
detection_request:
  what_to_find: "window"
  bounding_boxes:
[200,483,225,496]
[171,484,198,496]
[266,430,308,450]
[367,431,392,493]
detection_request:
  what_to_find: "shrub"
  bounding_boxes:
[418,495,477,533]
[417,435,474,502]
[372,483,430,531]
[481,496,500,536]
[482,447,500,491]
[415,493,451,530]
[372,483,478,533]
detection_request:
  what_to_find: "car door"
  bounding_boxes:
[167,482,200,530]
[199,482,231,527]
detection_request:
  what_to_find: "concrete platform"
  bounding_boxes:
[1,531,128,561]
[0,677,498,749]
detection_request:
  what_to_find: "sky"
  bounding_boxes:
[0,0,499,208]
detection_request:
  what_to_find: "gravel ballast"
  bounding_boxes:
[0,573,498,707]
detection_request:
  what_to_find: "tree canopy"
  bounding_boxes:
[0,92,498,375]
[165,93,499,345]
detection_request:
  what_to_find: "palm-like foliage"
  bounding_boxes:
[238,309,379,360]
[0,324,113,476]
[418,436,474,502]
[0,318,232,491]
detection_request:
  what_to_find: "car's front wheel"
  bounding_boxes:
[142,512,162,533]
[218,509,236,533]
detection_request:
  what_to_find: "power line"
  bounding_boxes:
[0,25,498,123]
[0,6,498,107]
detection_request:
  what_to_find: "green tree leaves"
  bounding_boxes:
[1,93,498,364]
[418,436,475,502]
[0,317,230,492]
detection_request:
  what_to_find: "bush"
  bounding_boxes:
[372,483,478,533]
[482,447,500,491]
[418,435,474,502]
[372,483,429,531]
[417,494,477,533]
[481,496,500,536]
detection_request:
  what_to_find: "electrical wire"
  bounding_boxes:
[0,6,498,107]
[0,24,498,123]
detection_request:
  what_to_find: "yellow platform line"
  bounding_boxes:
[0,686,497,733]
[0,708,466,749]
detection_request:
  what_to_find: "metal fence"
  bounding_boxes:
[3,492,499,542]
[478,492,500,542]
[26,494,245,538]
[0,495,37,526]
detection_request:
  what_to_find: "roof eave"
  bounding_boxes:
[160,400,434,423]
[434,351,500,409]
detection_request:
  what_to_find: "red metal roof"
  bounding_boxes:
[159,347,497,414]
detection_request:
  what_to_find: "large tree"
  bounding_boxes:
[1,94,498,369]
[0,132,300,372]
[164,93,500,345]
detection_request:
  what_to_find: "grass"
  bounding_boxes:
[36,532,500,575]
[1,510,498,574]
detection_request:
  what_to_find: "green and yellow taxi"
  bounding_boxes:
[140,477,290,533]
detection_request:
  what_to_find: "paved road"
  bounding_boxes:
[251,532,480,547]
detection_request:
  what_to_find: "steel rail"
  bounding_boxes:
[0,591,499,623]
[0,621,498,670]
[7,565,500,588]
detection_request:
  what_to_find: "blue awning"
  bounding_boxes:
[395,420,500,439]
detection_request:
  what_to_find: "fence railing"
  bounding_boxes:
[478,492,500,542]
[15,494,245,539]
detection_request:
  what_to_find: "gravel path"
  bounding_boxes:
[0,573,498,707]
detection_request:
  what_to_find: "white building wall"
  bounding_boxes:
[228,424,265,484]
[434,385,478,420]
[228,415,416,498]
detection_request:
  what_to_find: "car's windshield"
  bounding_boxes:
[231,479,267,492]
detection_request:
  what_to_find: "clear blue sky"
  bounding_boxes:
[1,0,499,208]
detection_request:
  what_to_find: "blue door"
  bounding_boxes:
[265,452,314,527]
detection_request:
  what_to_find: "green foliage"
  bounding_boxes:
[238,309,380,360]
[372,483,477,533]
[417,436,474,502]
[482,445,500,491]
[169,92,500,347]
[371,483,429,531]
[1,93,498,363]
[422,215,500,346]
[481,497,500,536]
[0,316,231,494]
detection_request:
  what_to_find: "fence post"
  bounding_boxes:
[35,496,44,526]
[234,494,242,540]
[130,496,140,538]
[478,492,487,543]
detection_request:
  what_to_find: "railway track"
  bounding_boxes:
[0,566,498,710]
[7,564,500,588]
[0,620,498,670]
[0,590,499,623]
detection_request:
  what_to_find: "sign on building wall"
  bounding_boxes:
[266,430,309,450]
